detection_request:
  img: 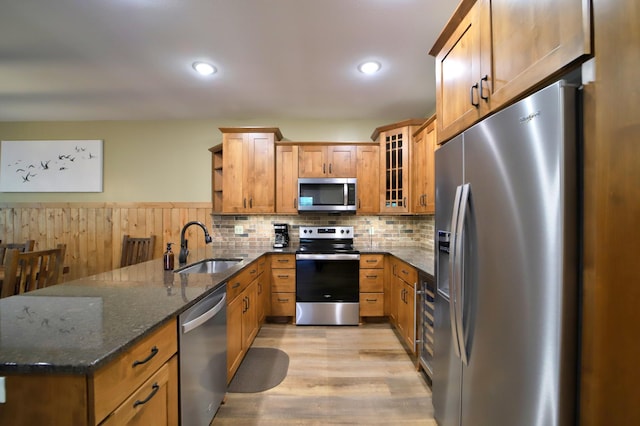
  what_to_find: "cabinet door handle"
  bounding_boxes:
[133,383,160,408]
[329,163,332,174]
[243,198,247,208]
[294,198,297,208]
[132,346,159,368]
[480,75,489,100]
[323,163,326,174]
[403,197,407,208]
[470,82,480,107]
[249,197,253,208]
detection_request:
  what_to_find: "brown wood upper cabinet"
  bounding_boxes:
[411,116,437,214]
[298,144,357,178]
[371,119,424,214]
[275,145,299,213]
[219,127,282,213]
[356,145,380,214]
[430,0,591,144]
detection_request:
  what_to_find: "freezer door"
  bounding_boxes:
[433,291,462,426]
[460,81,578,426]
[435,135,463,297]
[433,135,464,426]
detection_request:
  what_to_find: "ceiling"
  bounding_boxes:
[0,0,458,122]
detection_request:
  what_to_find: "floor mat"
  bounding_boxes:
[228,347,289,393]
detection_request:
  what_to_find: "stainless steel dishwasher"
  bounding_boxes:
[179,283,227,425]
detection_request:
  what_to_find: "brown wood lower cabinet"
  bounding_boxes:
[269,254,296,317]
[226,258,263,383]
[388,257,418,354]
[0,320,179,426]
[359,254,385,317]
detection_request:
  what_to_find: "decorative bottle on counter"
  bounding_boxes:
[163,242,175,270]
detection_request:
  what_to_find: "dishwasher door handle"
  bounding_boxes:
[182,293,227,334]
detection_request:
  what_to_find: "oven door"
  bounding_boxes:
[295,253,360,325]
[295,253,360,302]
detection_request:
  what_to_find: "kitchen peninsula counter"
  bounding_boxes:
[0,244,430,375]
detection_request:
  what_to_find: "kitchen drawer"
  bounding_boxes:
[360,293,384,316]
[91,320,177,424]
[271,293,295,316]
[359,269,384,292]
[101,356,177,426]
[360,254,384,269]
[257,256,267,276]
[395,260,418,287]
[271,269,295,292]
[227,261,258,301]
[271,254,295,268]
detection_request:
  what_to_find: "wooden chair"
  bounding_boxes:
[1,244,66,298]
[0,240,36,264]
[120,235,156,267]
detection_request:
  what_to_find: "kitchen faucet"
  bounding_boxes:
[179,221,213,264]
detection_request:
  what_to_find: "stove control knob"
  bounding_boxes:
[346,229,350,234]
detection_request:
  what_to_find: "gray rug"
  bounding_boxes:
[228,347,289,393]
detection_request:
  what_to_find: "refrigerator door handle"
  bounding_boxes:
[448,185,464,359]
[455,183,471,365]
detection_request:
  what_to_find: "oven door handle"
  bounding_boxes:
[296,253,360,261]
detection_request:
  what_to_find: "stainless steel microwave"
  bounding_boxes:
[297,178,357,212]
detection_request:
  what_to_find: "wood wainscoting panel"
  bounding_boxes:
[0,202,212,281]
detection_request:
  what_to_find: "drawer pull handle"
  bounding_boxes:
[366,259,377,263]
[232,282,241,289]
[277,275,289,278]
[132,346,159,368]
[277,298,289,302]
[366,298,378,302]
[133,383,160,408]
[366,275,378,279]
[277,259,289,263]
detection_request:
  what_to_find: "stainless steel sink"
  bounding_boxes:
[174,258,243,274]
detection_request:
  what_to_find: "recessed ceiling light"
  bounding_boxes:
[192,61,217,76]
[358,61,381,74]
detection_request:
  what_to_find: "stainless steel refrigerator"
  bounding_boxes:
[433,78,579,426]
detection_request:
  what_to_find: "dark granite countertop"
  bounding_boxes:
[0,244,431,375]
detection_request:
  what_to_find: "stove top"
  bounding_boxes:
[297,226,358,254]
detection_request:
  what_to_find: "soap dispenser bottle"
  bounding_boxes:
[163,242,175,270]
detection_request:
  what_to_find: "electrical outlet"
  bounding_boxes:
[234,225,244,235]
[369,227,374,235]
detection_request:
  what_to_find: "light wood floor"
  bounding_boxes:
[212,322,436,425]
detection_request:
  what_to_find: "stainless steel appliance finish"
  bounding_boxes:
[296,226,360,325]
[297,177,357,212]
[433,79,579,426]
[178,284,227,426]
[417,270,436,380]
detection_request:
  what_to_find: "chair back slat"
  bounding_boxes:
[1,244,66,298]
[0,240,35,264]
[120,235,156,267]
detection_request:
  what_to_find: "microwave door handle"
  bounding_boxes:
[344,183,348,206]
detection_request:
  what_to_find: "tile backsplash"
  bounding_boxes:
[211,214,434,255]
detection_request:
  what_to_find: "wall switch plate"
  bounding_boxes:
[234,225,244,235]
